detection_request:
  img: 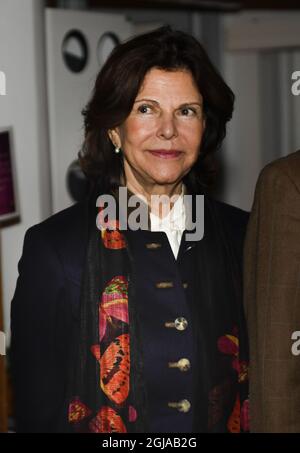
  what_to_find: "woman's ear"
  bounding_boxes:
[108,128,121,148]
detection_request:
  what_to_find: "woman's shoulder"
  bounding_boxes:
[214,198,249,227]
[17,201,90,288]
[207,196,249,230]
[22,201,89,282]
[28,201,88,242]
[207,197,249,263]
[189,184,249,232]
[206,197,249,255]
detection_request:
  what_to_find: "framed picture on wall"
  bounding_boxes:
[0,128,20,226]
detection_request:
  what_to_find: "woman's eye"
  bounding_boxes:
[137,104,152,114]
[180,107,196,116]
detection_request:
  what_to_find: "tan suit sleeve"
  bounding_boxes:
[244,161,300,432]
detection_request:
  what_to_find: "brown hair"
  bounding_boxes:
[79,25,234,193]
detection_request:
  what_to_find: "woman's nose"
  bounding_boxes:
[156,113,178,140]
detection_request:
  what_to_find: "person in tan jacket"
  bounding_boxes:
[244,150,300,432]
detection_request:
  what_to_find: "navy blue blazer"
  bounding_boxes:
[10,201,89,433]
[10,198,248,433]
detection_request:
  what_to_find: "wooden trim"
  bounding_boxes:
[45,0,300,10]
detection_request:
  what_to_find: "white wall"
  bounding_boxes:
[221,11,300,211]
[0,0,51,343]
[222,52,264,211]
[46,8,132,213]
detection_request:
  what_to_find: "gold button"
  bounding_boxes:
[165,317,188,331]
[168,358,191,372]
[146,242,162,250]
[168,399,191,413]
[156,281,174,289]
[175,317,188,331]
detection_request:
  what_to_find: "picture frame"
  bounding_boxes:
[0,127,20,226]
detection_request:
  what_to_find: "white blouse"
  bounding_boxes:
[150,186,186,259]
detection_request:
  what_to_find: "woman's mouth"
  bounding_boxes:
[148,150,183,159]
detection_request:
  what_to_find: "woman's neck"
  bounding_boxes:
[121,175,183,219]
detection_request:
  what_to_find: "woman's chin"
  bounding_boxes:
[148,172,184,186]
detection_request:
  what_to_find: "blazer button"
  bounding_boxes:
[175,317,188,330]
[168,399,191,413]
[168,358,191,372]
[145,242,162,250]
[156,281,174,289]
[165,317,188,331]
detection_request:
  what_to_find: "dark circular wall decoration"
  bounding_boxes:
[97,32,120,66]
[62,30,89,73]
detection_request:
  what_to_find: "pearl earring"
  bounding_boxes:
[115,146,121,154]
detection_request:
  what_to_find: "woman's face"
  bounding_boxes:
[109,68,206,191]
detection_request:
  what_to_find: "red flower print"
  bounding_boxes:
[68,397,92,424]
[89,406,127,433]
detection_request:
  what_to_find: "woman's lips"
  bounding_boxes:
[148,150,182,159]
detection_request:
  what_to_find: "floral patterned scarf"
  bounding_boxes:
[68,186,147,433]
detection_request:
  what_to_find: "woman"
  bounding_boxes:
[11,26,249,433]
